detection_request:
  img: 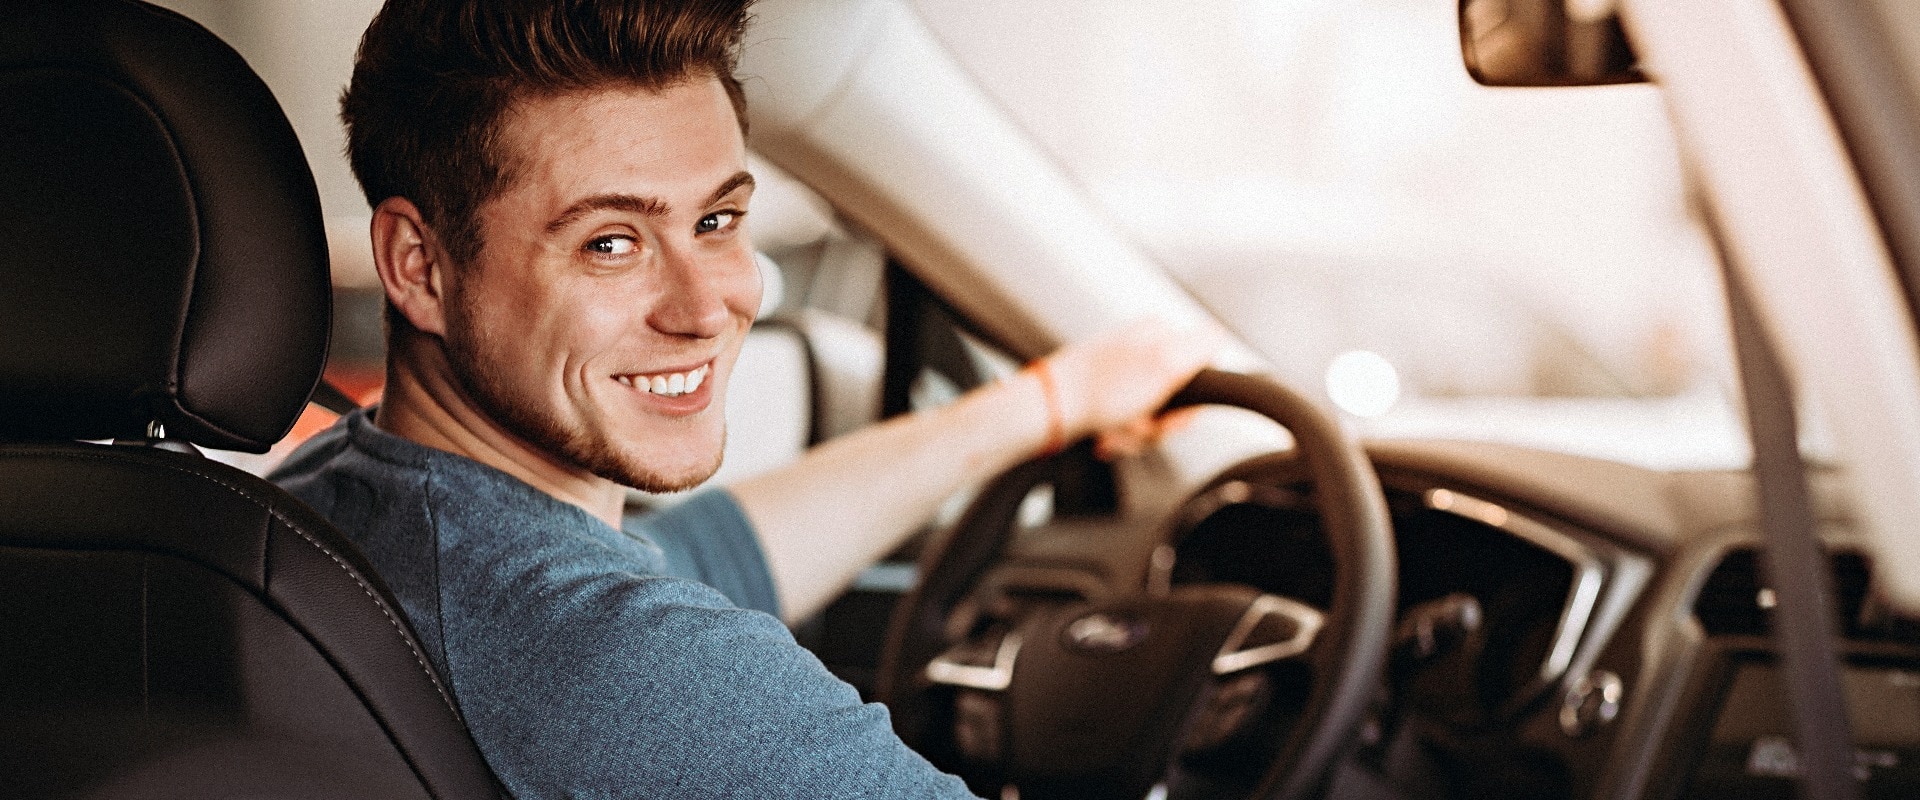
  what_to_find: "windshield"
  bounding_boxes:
[913,0,1746,469]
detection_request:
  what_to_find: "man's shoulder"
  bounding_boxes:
[268,407,428,494]
[455,556,753,641]
[268,408,592,544]
[443,561,972,798]
[268,409,388,517]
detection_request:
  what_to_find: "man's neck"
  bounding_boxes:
[375,343,628,529]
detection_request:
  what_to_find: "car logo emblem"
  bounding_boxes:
[1063,612,1149,653]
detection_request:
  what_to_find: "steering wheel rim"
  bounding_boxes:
[878,369,1398,800]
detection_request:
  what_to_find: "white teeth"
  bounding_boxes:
[619,364,709,398]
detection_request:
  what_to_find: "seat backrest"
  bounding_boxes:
[702,309,884,488]
[709,322,816,486]
[0,1,498,796]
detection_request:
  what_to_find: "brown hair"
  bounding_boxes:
[342,0,752,268]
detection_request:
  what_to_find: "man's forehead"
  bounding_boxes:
[491,79,747,211]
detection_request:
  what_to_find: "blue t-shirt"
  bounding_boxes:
[270,409,974,798]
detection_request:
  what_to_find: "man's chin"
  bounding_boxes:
[620,464,719,495]
[591,446,725,495]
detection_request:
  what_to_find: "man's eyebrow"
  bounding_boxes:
[542,171,756,235]
[545,194,668,234]
[704,171,755,207]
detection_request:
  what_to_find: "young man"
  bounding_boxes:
[271,0,1222,795]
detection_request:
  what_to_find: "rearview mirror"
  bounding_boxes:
[1458,0,1644,86]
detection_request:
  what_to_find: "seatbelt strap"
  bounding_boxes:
[1725,265,1860,800]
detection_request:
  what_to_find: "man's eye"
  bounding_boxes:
[586,235,638,256]
[695,210,741,234]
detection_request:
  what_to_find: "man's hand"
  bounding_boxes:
[1035,317,1232,459]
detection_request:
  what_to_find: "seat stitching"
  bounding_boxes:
[140,555,150,716]
[18,449,462,717]
[279,513,464,717]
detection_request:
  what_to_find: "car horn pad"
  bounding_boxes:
[925,583,1326,798]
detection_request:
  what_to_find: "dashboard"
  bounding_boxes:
[1156,449,1646,798]
[932,435,1920,799]
[1168,475,1594,728]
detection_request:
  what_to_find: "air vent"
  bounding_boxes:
[1693,548,1871,636]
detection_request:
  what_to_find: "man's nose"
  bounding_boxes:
[646,248,744,339]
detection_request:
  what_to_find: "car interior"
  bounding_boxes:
[9,0,1920,799]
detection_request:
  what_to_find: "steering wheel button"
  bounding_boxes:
[1559,670,1625,738]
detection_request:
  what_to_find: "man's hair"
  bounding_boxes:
[342,0,752,269]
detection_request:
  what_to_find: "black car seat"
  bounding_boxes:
[0,0,499,796]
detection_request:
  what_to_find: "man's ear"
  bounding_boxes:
[371,196,452,337]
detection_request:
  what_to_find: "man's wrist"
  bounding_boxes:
[1024,359,1066,456]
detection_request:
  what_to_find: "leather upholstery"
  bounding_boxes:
[0,0,329,452]
[0,0,500,795]
[0,444,499,798]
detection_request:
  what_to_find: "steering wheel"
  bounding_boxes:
[877,369,1397,800]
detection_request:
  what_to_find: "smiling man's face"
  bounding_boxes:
[440,77,760,492]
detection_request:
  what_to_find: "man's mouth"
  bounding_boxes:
[613,363,710,398]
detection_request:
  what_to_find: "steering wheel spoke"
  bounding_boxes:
[926,629,1023,692]
[1212,594,1325,676]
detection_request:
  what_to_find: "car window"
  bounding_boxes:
[912,0,1750,470]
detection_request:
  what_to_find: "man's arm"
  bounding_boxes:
[731,318,1226,621]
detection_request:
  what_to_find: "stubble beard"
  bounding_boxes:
[440,301,726,494]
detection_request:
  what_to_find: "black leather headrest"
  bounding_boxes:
[0,0,330,453]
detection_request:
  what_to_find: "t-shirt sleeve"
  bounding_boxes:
[447,573,979,799]
[636,490,780,617]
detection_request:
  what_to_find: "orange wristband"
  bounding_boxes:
[1028,359,1066,456]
